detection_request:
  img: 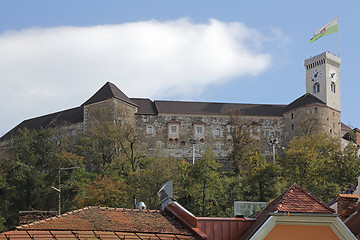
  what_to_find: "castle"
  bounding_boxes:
[2,52,350,161]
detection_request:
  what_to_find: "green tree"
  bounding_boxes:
[239,149,280,202]
[176,151,223,216]
[281,134,343,202]
[74,175,131,208]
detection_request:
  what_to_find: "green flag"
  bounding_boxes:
[310,17,338,43]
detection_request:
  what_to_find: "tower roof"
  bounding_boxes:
[82,82,138,107]
[284,93,326,113]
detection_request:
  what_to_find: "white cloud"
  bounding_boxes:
[0,18,283,136]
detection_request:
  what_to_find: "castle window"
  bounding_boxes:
[193,122,205,139]
[215,128,221,136]
[313,83,320,94]
[291,113,294,119]
[171,125,178,133]
[333,111,335,117]
[146,125,153,134]
[291,124,294,130]
[314,107,318,114]
[331,82,336,93]
[168,121,180,139]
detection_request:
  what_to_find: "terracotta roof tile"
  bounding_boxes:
[274,185,335,214]
[240,184,335,240]
[15,206,193,236]
[337,194,359,199]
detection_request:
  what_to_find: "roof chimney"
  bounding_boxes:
[336,194,359,221]
[157,181,174,211]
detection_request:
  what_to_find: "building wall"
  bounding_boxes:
[264,225,339,240]
[283,104,341,145]
[135,113,285,161]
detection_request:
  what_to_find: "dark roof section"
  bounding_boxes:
[82,82,138,107]
[0,106,83,141]
[131,98,158,115]
[342,122,352,132]
[240,184,335,240]
[154,100,287,117]
[283,93,326,113]
[16,206,194,237]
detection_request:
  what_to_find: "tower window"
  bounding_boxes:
[313,83,320,94]
[331,82,336,93]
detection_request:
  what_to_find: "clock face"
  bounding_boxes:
[329,68,337,82]
[311,69,322,82]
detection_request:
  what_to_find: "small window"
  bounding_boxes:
[333,111,335,117]
[291,124,294,130]
[291,113,294,119]
[181,141,185,146]
[196,126,203,134]
[314,107,318,114]
[171,125,178,133]
[313,83,320,94]
[315,119,318,124]
[215,128,221,136]
[331,82,336,93]
[146,126,153,134]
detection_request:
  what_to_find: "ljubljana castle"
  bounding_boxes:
[2,52,356,161]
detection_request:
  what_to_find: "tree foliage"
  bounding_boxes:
[0,122,359,232]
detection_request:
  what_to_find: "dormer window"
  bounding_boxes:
[193,121,206,140]
[167,120,180,139]
[170,125,178,133]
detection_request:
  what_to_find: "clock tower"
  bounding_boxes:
[304,52,341,111]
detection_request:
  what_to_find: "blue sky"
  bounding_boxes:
[1,0,359,136]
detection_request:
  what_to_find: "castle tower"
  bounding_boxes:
[304,52,341,111]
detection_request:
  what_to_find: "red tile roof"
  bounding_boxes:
[240,184,335,240]
[274,184,335,214]
[0,206,195,240]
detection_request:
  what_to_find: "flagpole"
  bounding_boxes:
[337,16,340,57]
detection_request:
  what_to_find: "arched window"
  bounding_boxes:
[331,82,336,93]
[313,83,320,94]
[314,107,318,114]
